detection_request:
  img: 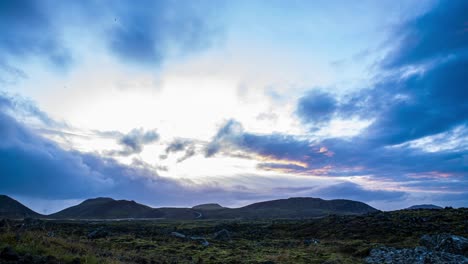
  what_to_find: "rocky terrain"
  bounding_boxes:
[366,234,468,263]
[0,207,466,263]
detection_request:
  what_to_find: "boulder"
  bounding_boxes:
[420,234,468,256]
[304,239,320,246]
[171,232,186,238]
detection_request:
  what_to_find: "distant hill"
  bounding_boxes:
[1,195,379,220]
[50,197,164,219]
[192,203,225,210]
[0,195,43,218]
[406,204,442,210]
[200,197,379,219]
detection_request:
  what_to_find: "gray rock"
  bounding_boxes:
[365,246,468,264]
[420,234,468,256]
[213,229,231,241]
[304,238,320,246]
[171,232,186,238]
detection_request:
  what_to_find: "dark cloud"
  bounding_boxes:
[298,1,467,146]
[205,120,315,162]
[296,90,337,125]
[381,0,468,69]
[0,0,71,68]
[358,0,468,146]
[111,128,159,156]
[105,0,223,65]
[164,139,196,163]
[207,120,466,180]
[0,0,223,73]
[372,59,466,145]
[0,95,160,199]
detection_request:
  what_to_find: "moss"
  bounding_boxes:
[0,208,466,263]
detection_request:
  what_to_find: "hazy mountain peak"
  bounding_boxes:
[406,204,443,210]
[192,203,225,210]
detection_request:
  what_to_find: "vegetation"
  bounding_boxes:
[1,208,467,263]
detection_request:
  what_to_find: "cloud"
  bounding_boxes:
[111,128,159,156]
[297,2,467,146]
[381,0,468,69]
[0,0,71,68]
[0,0,224,72]
[103,0,223,65]
[0,92,66,128]
[0,95,165,200]
[207,120,466,179]
[359,0,468,146]
[296,90,337,126]
[163,138,196,162]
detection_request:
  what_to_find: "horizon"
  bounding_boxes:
[0,0,467,214]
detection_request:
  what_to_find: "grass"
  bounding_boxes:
[0,208,466,263]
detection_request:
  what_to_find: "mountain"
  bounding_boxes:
[406,204,443,210]
[0,195,43,218]
[199,197,379,219]
[50,197,164,219]
[1,195,379,220]
[192,203,225,210]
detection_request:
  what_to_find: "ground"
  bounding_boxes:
[0,208,467,263]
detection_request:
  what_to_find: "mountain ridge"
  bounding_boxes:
[0,195,379,220]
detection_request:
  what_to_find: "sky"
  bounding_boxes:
[0,0,467,213]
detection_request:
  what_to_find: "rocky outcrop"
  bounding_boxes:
[366,246,468,263]
[366,234,468,264]
[420,234,468,256]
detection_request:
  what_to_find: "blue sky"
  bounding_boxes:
[0,0,466,213]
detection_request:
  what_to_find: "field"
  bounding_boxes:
[1,208,467,264]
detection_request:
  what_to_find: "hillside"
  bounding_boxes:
[0,195,43,218]
[49,197,164,219]
[192,203,225,210]
[406,204,442,210]
[199,197,379,219]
